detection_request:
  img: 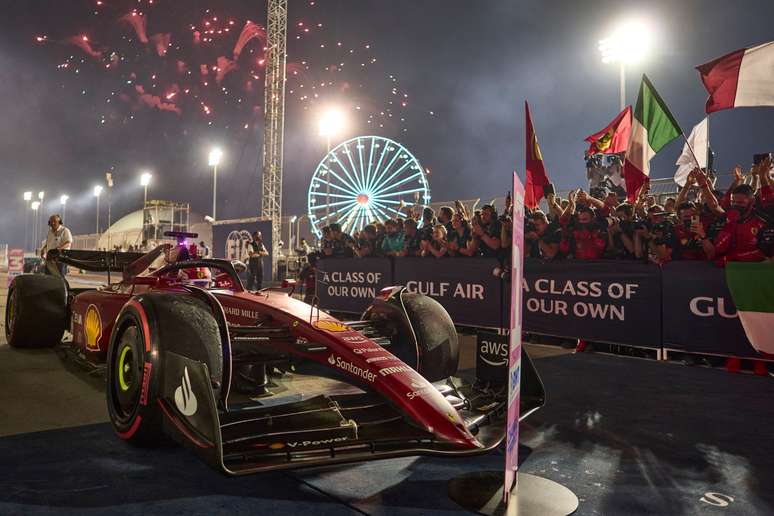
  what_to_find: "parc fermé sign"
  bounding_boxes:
[7,249,24,287]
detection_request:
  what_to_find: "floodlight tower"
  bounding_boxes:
[599,20,653,111]
[261,0,288,279]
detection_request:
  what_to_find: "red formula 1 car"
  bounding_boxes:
[5,235,544,475]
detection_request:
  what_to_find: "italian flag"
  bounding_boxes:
[623,75,682,201]
[726,262,774,355]
[697,41,774,113]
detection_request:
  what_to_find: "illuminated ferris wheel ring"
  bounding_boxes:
[307,135,431,237]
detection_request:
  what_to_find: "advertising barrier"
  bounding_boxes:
[317,258,392,314]
[522,259,662,348]
[662,261,755,357]
[7,248,24,287]
[312,255,761,358]
[394,257,507,328]
[212,218,273,282]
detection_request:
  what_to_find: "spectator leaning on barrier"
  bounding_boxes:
[424,224,448,258]
[329,223,355,258]
[41,214,72,276]
[710,183,768,264]
[418,207,436,252]
[381,219,405,257]
[666,201,710,261]
[560,204,606,260]
[438,206,454,235]
[400,218,423,257]
[525,211,561,260]
[355,224,378,257]
[446,212,475,257]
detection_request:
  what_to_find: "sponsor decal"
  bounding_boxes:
[139,362,152,406]
[223,306,261,320]
[378,364,413,377]
[174,366,198,416]
[341,334,369,343]
[365,355,392,364]
[406,379,432,400]
[314,320,350,332]
[287,436,348,448]
[84,305,102,351]
[479,339,509,367]
[72,311,83,326]
[352,347,382,354]
[328,354,376,382]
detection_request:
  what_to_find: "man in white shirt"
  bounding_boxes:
[41,214,72,277]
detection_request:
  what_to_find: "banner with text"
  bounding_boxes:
[317,258,392,314]
[212,219,273,282]
[394,257,508,328]
[662,261,756,357]
[523,259,661,347]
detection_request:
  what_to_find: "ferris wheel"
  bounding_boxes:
[307,135,431,237]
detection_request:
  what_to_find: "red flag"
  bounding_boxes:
[584,106,632,154]
[525,101,550,209]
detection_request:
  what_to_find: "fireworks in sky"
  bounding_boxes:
[34,0,428,135]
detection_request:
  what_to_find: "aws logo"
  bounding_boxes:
[84,305,102,350]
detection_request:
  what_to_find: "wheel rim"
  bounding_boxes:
[111,325,143,422]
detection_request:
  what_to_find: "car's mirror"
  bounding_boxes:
[231,260,247,273]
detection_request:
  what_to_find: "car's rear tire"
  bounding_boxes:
[5,275,67,348]
[106,294,223,447]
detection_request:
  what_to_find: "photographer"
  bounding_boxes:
[471,204,502,257]
[605,203,636,259]
[667,202,710,261]
[525,211,561,260]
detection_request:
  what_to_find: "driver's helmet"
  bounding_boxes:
[178,266,212,287]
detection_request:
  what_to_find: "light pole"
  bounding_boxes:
[23,191,32,251]
[140,172,152,207]
[31,201,40,252]
[93,185,103,243]
[37,191,45,252]
[288,215,297,254]
[209,148,223,220]
[318,108,346,221]
[60,194,69,223]
[598,20,653,111]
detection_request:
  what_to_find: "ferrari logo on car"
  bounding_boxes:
[174,366,198,417]
[314,320,350,332]
[84,305,102,351]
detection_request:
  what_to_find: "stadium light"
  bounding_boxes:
[140,171,152,208]
[23,191,32,202]
[38,191,45,201]
[93,185,103,236]
[318,108,346,219]
[208,147,223,167]
[60,194,69,221]
[23,191,33,250]
[31,201,40,210]
[599,19,653,110]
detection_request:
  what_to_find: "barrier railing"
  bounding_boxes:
[316,257,760,359]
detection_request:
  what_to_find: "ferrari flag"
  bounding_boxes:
[725,262,774,355]
[524,101,551,209]
[623,75,682,201]
[584,106,632,155]
[697,41,774,113]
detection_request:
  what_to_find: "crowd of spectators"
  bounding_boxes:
[523,158,773,266]
[316,196,515,263]
[312,156,774,267]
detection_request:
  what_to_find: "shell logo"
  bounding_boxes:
[269,442,286,450]
[313,320,350,333]
[84,305,102,351]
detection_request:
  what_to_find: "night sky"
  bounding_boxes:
[1,0,772,247]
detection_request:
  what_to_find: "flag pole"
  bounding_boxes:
[705,114,711,170]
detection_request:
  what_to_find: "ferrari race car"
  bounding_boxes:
[5,235,544,475]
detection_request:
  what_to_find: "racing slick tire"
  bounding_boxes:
[400,292,459,382]
[5,274,67,348]
[106,294,223,447]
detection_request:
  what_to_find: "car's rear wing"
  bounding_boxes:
[47,249,145,273]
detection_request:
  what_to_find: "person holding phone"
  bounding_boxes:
[664,202,710,261]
